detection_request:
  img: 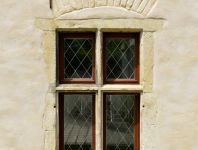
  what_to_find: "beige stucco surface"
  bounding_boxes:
[0,0,198,150]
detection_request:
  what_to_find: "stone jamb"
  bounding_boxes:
[36,18,163,150]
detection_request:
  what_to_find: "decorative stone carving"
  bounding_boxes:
[52,0,157,17]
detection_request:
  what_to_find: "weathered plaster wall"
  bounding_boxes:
[0,1,52,150]
[0,0,198,150]
[151,1,198,150]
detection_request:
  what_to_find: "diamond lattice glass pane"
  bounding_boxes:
[106,38,135,79]
[106,95,135,150]
[64,95,93,150]
[64,38,93,79]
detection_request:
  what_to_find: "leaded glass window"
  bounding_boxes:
[103,33,139,83]
[59,33,95,84]
[59,94,95,150]
[58,32,140,150]
[103,94,139,150]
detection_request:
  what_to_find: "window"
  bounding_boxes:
[103,33,139,83]
[59,33,96,84]
[59,94,95,150]
[58,32,140,150]
[38,17,161,150]
[103,94,140,150]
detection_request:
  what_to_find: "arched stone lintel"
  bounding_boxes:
[52,0,157,17]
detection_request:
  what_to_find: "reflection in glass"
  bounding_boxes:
[64,39,93,79]
[106,38,135,79]
[106,95,135,150]
[64,95,93,150]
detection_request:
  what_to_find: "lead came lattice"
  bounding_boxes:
[105,95,135,150]
[105,37,136,80]
[64,95,93,150]
[64,38,93,79]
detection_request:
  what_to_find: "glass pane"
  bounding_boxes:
[64,38,93,79]
[64,95,93,150]
[106,38,135,79]
[105,95,135,150]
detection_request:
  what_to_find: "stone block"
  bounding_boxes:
[132,0,142,10]
[44,131,56,150]
[70,0,83,10]
[126,0,135,10]
[107,0,114,6]
[89,0,95,7]
[82,0,90,8]
[43,93,56,131]
[95,0,107,6]
[137,0,149,13]
[114,0,121,7]
[142,0,156,15]
[120,0,128,7]
[42,31,56,84]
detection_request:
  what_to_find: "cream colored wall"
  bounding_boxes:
[152,1,198,150]
[0,1,52,150]
[0,1,198,150]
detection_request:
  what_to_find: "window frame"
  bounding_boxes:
[103,93,140,150]
[58,32,96,84]
[58,31,141,150]
[37,17,162,150]
[58,93,96,150]
[103,33,140,84]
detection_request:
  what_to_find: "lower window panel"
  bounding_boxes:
[59,94,95,150]
[104,94,139,150]
[59,93,139,150]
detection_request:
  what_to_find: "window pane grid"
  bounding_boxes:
[58,32,140,150]
[59,33,95,84]
[64,39,93,79]
[59,94,95,150]
[104,94,138,150]
[103,33,139,83]
[106,38,135,79]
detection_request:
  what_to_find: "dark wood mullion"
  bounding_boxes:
[104,79,139,84]
[134,34,140,83]
[92,94,96,150]
[59,79,95,84]
[59,33,65,84]
[134,94,140,150]
[59,93,64,150]
[103,34,107,84]
[103,93,107,150]
[92,37,96,84]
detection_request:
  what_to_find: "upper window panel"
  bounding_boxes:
[59,33,95,84]
[103,33,139,84]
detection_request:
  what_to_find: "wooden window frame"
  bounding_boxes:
[59,93,140,150]
[58,32,140,150]
[103,93,140,150]
[103,33,140,84]
[59,93,96,150]
[58,32,96,84]
[36,16,164,150]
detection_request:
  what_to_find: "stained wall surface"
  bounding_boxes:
[0,0,198,150]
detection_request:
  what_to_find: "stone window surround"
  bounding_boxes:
[35,18,163,150]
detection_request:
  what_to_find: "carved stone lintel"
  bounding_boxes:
[51,0,157,17]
